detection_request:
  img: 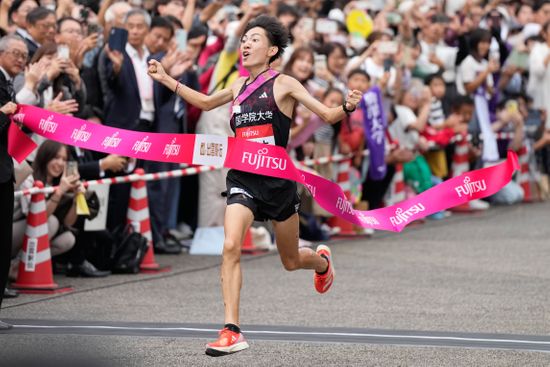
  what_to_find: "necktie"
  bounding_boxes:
[6,79,15,102]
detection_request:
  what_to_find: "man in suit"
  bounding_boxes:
[98,9,180,253]
[148,45,199,252]
[22,7,56,59]
[8,0,39,48]
[0,34,29,329]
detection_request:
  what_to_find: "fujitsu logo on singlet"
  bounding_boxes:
[242,147,287,171]
[389,203,426,226]
[39,115,58,134]
[455,176,486,198]
[102,132,121,148]
[71,124,91,142]
[163,138,181,157]
[132,135,152,153]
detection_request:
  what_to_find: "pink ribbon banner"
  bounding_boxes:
[10,104,519,232]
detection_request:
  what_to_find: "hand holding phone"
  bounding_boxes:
[175,29,187,52]
[314,53,327,71]
[65,161,79,178]
[57,44,70,60]
[108,27,128,53]
[377,41,398,55]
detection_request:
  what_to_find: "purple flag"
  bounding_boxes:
[360,86,387,180]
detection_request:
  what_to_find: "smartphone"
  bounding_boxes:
[385,12,402,25]
[383,58,394,72]
[315,18,338,35]
[175,29,187,52]
[65,161,79,177]
[108,27,128,53]
[57,44,70,60]
[87,22,101,35]
[356,1,371,10]
[378,41,398,55]
[301,17,314,33]
[314,53,327,70]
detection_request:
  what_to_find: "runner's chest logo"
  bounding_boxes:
[259,91,268,99]
[236,124,275,145]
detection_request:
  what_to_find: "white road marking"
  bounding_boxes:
[11,324,550,347]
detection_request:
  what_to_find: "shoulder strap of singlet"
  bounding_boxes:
[232,69,279,111]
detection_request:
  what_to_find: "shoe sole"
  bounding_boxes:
[315,245,334,294]
[205,341,249,357]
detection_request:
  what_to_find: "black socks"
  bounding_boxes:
[224,323,241,334]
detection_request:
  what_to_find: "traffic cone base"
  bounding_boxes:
[127,169,171,274]
[12,285,73,295]
[13,180,73,295]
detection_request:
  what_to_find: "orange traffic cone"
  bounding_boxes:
[449,136,484,212]
[517,144,539,202]
[241,228,257,254]
[12,181,73,294]
[386,163,406,206]
[127,169,170,273]
[327,158,355,236]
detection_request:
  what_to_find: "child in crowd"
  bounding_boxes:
[423,73,469,178]
[339,69,370,167]
[391,80,434,194]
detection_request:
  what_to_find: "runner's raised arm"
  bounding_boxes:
[147,59,234,111]
[277,74,362,125]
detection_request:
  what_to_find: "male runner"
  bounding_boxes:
[148,15,362,356]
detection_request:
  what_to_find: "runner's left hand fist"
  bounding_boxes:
[345,90,362,111]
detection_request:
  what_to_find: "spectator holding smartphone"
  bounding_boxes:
[12,141,83,276]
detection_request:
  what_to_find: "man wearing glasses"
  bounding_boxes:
[0,34,29,328]
[23,6,56,59]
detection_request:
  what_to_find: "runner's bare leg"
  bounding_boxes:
[272,213,328,272]
[222,203,254,326]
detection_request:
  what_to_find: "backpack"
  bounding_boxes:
[110,224,149,274]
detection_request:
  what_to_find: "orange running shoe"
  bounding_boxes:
[314,244,334,294]
[205,327,249,357]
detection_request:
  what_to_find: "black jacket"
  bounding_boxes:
[0,71,14,183]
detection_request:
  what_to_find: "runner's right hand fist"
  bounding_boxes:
[148,59,167,83]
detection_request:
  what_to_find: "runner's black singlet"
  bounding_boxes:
[226,73,299,221]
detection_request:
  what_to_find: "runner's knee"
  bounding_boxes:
[223,238,241,260]
[281,257,300,271]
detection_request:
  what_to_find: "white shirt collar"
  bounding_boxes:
[16,28,31,40]
[125,43,149,60]
[0,66,11,81]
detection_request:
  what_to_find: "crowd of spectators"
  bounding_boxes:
[1,0,550,291]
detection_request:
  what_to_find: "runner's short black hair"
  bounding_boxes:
[244,15,289,64]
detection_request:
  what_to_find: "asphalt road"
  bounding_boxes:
[1,202,550,366]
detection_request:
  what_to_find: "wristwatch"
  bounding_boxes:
[342,101,356,115]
